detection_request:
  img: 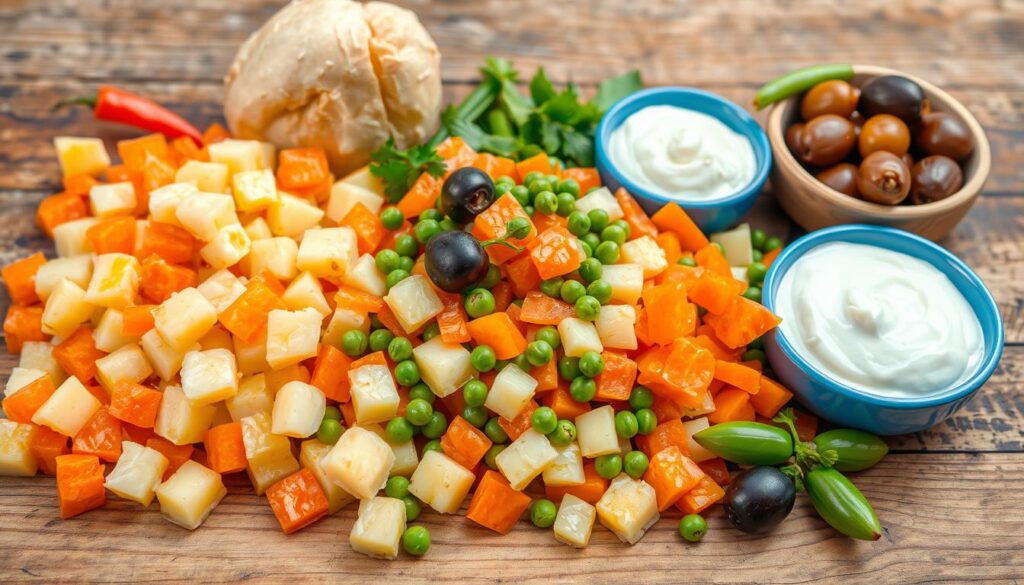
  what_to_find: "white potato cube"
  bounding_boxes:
[558,318,604,358]
[265,308,322,370]
[350,497,406,560]
[140,329,195,381]
[595,305,638,351]
[620,236,668,279]
[233,331,269,375]
[175,192,238,241]
[84,253,140,309]
[496,428,558,490]
[554,494,596,548]
[244,216,273,241]
[342,254,387,297]
[54,136,110,177]
[299,439,356,514]
[175,160,230,194]
[326,181,384,224]
[153,287,218,353]
[573,187,623,221]
[485,364,538,420]
[412,336,473,398]
[196,269,246,313]
[257,142,276,171]
[576,405,619,458]
[200,224,251,270]
[267,193,325,238]
[321,426,394,500]
[363,424,419,478]
[240,412,300,495]
[249,237,299,281]
[348,365,399,424]
[154,460,226,530]
[95,344,153,391]
[148,182,198,226]
[35,255,92,302]
[5,367,46,397]
[41,278,95,337]
[272,381,326,438]
[601,264,644,305]
[682,391,717,419]
[339,167,385,196]
[208,139,262,176]
[104,441,169,506]
[89,182,136,217]
[596,474,660,544]
[408,450,475,514]
[231,169,278,211]
[282,271,330,316]
[295,227,358,279]
[681,417,716,463]
[19,342,66,386]
[0,419,38,476]
[31,376,101,437]
[710,223,753,267]
[53,218,99,258]
[180,348,238,406]
[321,307,370,347]
[543,441,586,487]
[226,374,274,421]
[154,385,216,446]
[93,309,138,352]
[383,275,442,334]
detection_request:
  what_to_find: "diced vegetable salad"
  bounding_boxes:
[0,126,800,558]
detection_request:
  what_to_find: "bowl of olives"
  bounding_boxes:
[766,65,991,241]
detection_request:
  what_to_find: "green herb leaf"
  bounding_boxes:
[541,121,562,154]
[594,69,643,112]
[447,117,520,158]
[543,90,583,124]
[530,68,557,105]
[369,138,446,203]
[560,128,595,167]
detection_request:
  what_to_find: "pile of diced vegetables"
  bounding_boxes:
[0,126,803,558]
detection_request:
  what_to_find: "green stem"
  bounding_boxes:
[51,95,98,113]
[427,80,500,149]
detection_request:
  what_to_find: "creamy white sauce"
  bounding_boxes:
[776,242,983,398]
[608,105,756,201]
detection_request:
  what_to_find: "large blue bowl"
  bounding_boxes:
[595,87,771,233]
[761,224,1004,435]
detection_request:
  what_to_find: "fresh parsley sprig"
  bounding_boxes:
[369,139,446,203]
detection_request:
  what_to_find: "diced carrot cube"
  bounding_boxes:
[466,312,527,360]
[310,345,353,403]
[498,400,538,441]
[146,437,193,481]
[713,360,761,395]
[37,193,88,237]
[650,202,708,252]
[2,375,56,424]
[139,256,197,304]
[518,291,575,326]
[205,422,248,474]
[615,188,659,241]
[641,281,696,345]
[675,475,726,514]
[515,152,554,178]
[594,352,636,402]
[219,279,288,343]
[122,305,156,337]
[749,378,794,419]
[71,406,123,463]
[266,468,330,534]
[86,216,136,255]
[563,168,602,194]
[698,458,731,485]
[30,425,70,475]
[542,385,591,420]
[3,305,47,354]
[466,470,531,534]
[544,463,608,504]
[108,383,162,428]
[527,226,582,280]
[635,419,691,460]
[644,446,705,511]
[56,454,106,519]
[118,134,168,172]
[137,222,196,265]
[334,285,384,313]
[340,202,385,255]
[530,359,559,393]
[703,297,782,349]
[440,416,493,470]
[436,291,471,344]
[53,327,106,382]
[688,270,747,315]
[472,193,536,265]
[2,252,47,306]
[709,389,755,424]
[276,148,330,191]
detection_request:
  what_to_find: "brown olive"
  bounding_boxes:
[816,163,860,198]
[801,80,860,121]
[859,75,926,125]
[785,122,805,155]
[910,155,963,204]
[859,114,911,157]
[901,152,914,169]
[857,151,911,205]
[916,112,974,161]
[796,114,856,167]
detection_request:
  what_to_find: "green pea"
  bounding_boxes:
[547,419,577,446]
[742,286,762,303]
[587,209,610,232]
[578,240,593,259]
[531,406,558,435]
[574,295,601,320]
[405,398,434,427]
[316,418,343,445]
[636,408,657,435]
[557,178,580,198]
[534,326,561,350]
[484,444,506,469]
[748,336,765,350]
[742,349,767,364]
[558,356,580,381]
[628,386,654,411]
[539,277,564,298]
[679,514,707,543]
[512,353,531,372]
[567,211,591,236]
[534,191,558,214]
[496,175,516,186]
[529,179,553,196]
[750,228,767,251]
[375,249,401,274]
[402,495,422,521]
[530,499,558,528]
[582,232,602,252]
[479,264,502,289]
[484,417,509,444]
[421,439,443,456]
[594,241,620,264]
[523,205,535,216]
[677,256,697,267]
[578,257,603,283]
[464,288,496,318]
[600,225,627,245]
[523,172,544,187]
[414,219,441,244]
[495,182,513,197]
[747,261,768,284]
[386,269,411,290]
[386,416,415,443]
[421,322,441,341]
[408,382,435,404]
[470,345,497,372]
[402,525,431,556]
[394,234,419,258]
[397,255,415,273]
[623,450,649,479]
[611,219,631,238]
[380,207,405,231]
[421,411,448,439]
[462,379,489,407]
[586,280,613,305]
[388,337,413,362]
[394,360,420,387]
[341,330,368,357]
[462,405,488,427]
[559,279,586,304]
[555,192,575,216]
[385,476,411,499]
[569,376,596,402]
[752,249,764,262]
[323,406,342,421]
[545,174,560,187]
[369,328,394,352]
[509,218,532,240]
[578,351,604,378]
[526,340,554,367]
[419,208,443,222]
[510,185,531,208]
[615,410,639,438]
[494,359,509,372]
[595,454,623,479]
[764,236,783,252]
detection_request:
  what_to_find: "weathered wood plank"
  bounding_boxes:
[0,453,1021,584]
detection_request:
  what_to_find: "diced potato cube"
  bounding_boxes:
[257,142,276,170]
[148,182,198,226]
[244,216,273,241]
[282,271,330,316]
[95,344,153,391]
[295,227,358,279]
[408,450,475,514]
[84,253,140,309]
[140,329,195,381]
[19,342,66,386]
[484,364,538,420]
[272,381,326,438]
[553,494,596,548]
[576,405,619,458]
[558,318,603,358]
[321,307,370,347]
[89,182,136,217]
[326,181,385,224]
[5,367,46,397]
[340,166,385,196]
[681,417,716,462]
[104,441,169,506]
[268,193,325,238]
[41,278,96,337]
[226,374,274,421]
[175,160,230,193]
[233,330,269,375]
[596,474,660,544]
[54,137,110,177]
[151,288,217,354]
[682,391,717,419]
[601,264,644,305]
[595,305,638,351]
[93,309,138,352]
[175,192,238,241]
[35,255,93,302]
[154,385,216,446]
[180,348,238,406]
[154,460,226,530]
[0,419,38,476]
[32,376,102,437]
[573,187,623,221]
[383,275,442,334]
[543,441,586,487]
[363,423,419,477]
[196,268,246,313]
[495,428,558,490]
[265,308,322,370]
[200,224,251,270]
[207,139,262,176]
[342,254,387,297]
[249,237,299,281]
[299,439,356,514]
[198,324,232,352]
[230,168,278,211]
[53,218,99,258]
[350,497,406,560]
[240,412,300,495]
[710,223,753,267]
[620,236,668,279]
[321,426,394,500]
[348,364,399,424]
[412,336,473,398]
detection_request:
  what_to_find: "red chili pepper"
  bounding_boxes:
[54,86,204,146]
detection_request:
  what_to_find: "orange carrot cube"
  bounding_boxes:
[266,468,330,534]
[440,416,493,471]
[643,446,705,511]
[56,454,106,519]
[466,470,532,534]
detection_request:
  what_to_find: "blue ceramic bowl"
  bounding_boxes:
[762,224,1004,435]
[595,87,771,233]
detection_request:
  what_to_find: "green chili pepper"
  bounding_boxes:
[692,422,794,466]
[813,429,889,472]
[805,467,882,541]
[753,64,854,109]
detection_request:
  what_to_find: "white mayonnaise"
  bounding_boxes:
[775,242,983,398]
[608,105,756,201]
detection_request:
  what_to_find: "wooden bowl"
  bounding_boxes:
[766,65,991,241]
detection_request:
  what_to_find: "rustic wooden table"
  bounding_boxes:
[1,1,1022,583]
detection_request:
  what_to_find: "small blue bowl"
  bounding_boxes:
[762,224,1004,435]
[595,87,771,233]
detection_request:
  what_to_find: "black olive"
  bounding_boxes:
[424,230,489,293]
[722,466,796,535]
[858,75,926,125]
[441,167,495,223]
